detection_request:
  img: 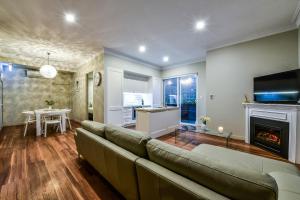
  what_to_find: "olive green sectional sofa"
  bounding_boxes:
[74,121,300,200]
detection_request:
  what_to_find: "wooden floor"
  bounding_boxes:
[0,122,299,200]
[0,122,124,200]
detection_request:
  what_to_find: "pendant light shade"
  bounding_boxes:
[40,52,57,79]
[40,64,57,78]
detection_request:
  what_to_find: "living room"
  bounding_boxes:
[0,0,300,200]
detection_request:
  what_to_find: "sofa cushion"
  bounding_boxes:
[146,139,278,200]
[269,172,300,200]
[81,120,105,137]
[105,124,150,158]
[192,144,300,176]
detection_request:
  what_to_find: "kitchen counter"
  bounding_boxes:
[123,105,151,108]
[136,107,180,138]
[136,107,179,113]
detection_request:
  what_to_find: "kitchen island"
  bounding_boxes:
[136,107,180,138]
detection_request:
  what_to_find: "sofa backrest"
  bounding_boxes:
[81,120,105,137]
[105,124,151,158]
[146,139,278,200]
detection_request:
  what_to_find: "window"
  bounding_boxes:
[180,75,197,124]
[163,78,178,107]
[163,74,197,124]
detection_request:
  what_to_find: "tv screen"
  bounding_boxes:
[254,69,300,104]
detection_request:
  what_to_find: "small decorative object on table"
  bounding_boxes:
[243,94,250,103]
[45,100,55,110]
[218,126,224,134]
[199,116,210,131]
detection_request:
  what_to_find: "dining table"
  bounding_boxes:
[34,108,69,136]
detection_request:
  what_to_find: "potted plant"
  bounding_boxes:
[45,100,55,110]
[199,116,211,130]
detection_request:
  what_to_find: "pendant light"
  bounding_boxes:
[40,52,57,79]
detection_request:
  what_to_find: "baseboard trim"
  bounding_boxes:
[231,134,245,141]
[4,123,25,127]
[71,119,81,123]
[151,127,175,139]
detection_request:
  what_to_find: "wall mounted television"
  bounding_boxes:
[254,69,300,104]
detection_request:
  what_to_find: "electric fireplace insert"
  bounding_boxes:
[250,117,289,159]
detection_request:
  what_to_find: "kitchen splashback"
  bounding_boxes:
[123,92,152,107]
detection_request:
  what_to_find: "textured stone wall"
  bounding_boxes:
[3,67,73,126]
[72,51,104,123]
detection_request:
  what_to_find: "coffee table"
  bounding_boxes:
[174,125,232,147]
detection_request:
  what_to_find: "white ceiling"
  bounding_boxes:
[0,0,299,70]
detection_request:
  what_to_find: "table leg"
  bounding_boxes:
[36,113,41,136]
[227,132,233,148]
[62,113,66,133]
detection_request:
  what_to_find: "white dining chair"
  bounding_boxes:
[56,109,72,132]
[43,112,63,137]
[22,111,36,137]
[65,109,72,130]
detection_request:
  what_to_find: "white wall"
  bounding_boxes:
[104,53,161,77]
[161,62,206,120]
[206,30,298,139]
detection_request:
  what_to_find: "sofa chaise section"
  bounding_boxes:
[142,139,278,200]
[191,144,299,176]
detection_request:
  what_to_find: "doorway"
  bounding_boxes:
[163,74,197,124]
[87,72,93,120]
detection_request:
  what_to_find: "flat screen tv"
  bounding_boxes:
[254,69,300,104]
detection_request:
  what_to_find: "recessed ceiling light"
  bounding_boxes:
[64,13,76,23]
[139,45,146,53]
[163,56,169,62]
[195,20,206,30]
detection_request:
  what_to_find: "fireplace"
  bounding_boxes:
[250,117,289,159]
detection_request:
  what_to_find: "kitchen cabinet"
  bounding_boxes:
[123,78,148,93]
[106,67,123,125]
[105,67,162,126]
[122,107,133,125]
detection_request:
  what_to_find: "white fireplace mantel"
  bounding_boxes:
[243,103,300,164]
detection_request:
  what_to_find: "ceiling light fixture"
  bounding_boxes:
[139,45,146,53]
[40,52,57,79]
[64,12,76,23]
[195,20,206,31]
[163,56,169,62]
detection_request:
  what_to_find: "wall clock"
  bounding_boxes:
[94,72,102,86]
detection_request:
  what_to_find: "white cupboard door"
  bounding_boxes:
[106,67,123,125]
[152,77,162,107]
[0,80,2,130]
